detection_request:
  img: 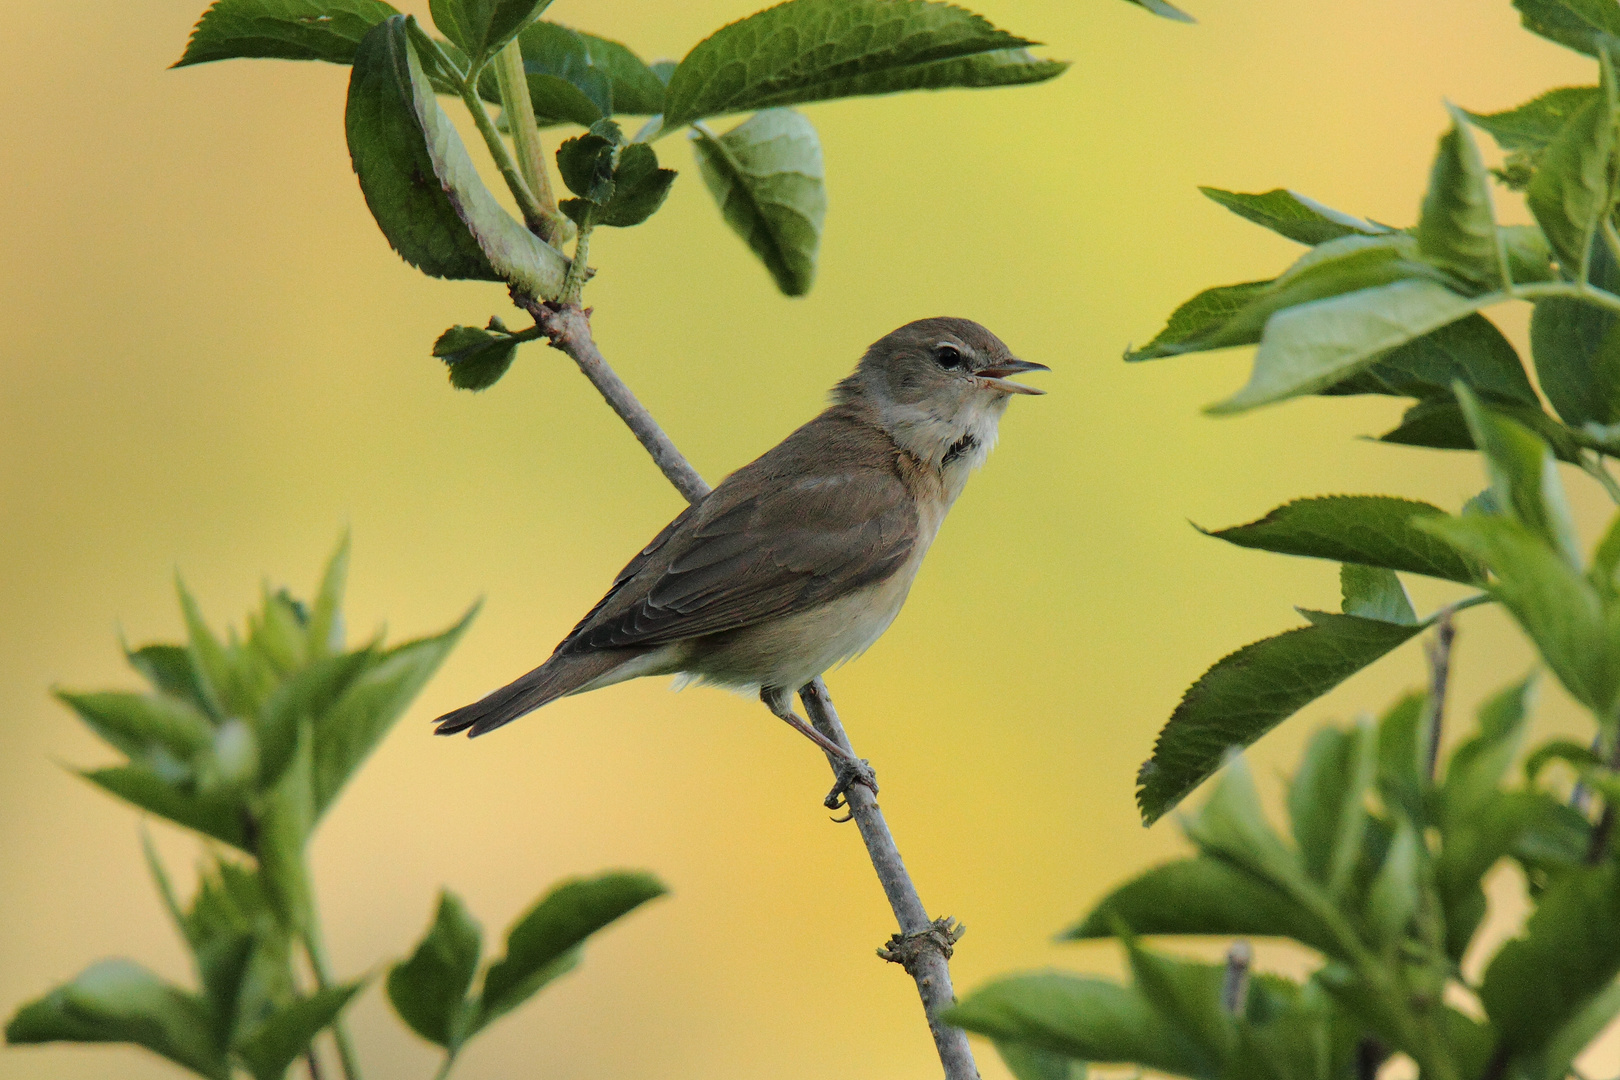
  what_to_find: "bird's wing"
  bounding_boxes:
[560,446,917,651]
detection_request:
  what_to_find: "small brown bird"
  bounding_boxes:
[434,317,1046,781]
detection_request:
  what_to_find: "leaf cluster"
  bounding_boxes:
[5,541,665,1080]
[173,0,1068,387]
[1129,1,1620,826]
[954,682,1620,1080]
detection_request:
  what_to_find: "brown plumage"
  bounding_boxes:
[434,317,1045,743]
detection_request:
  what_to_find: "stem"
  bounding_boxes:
[306,1050,326,1080]
[1583,453,1620,505]
[1509,280,1620,317]
[431,1053,457,1080]
[518,299,980,1080]
[1422,612,1456,781]
[561,226,594,304]
[300,918,363,1080]
[1585,732,1620,864]
[405,19,557,241]
[491,39,568,246]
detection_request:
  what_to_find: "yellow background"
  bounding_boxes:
[0,1,1609,1078]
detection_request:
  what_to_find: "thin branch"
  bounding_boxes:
[1220,940,1251,1016]
[519,298,980,1080]
[306,1049,326,1080]
[1423,611,1457,782]
[1509,280,1620,317]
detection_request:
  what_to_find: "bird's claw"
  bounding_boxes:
[824,757,878,816]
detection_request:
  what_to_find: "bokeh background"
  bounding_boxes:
[0,1,1611,1077]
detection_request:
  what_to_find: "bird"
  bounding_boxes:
[434,317,1046,790]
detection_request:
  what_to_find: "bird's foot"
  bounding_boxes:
[824,756,878,816]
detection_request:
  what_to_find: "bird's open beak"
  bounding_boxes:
[975,358,1050,395]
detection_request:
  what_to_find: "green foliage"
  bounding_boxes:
[959,684,1619,1080]
[428,0,547,69]
[1126,5,1620,833]
[7,542,665,1080]
[555,121,677,230]
[693,109,827,297]
[345,16,568,298]
[434,319,525,390]
[1137,606,1427,825]
[174,0,400,67]
[1200,186,1381,245]
[660,0,1064,128]
[1202,495,1486,585]
[179,0,1062,310]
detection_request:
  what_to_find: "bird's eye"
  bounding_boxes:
[934,345,964,370]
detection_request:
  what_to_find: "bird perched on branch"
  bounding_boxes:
[435,317,1046,792]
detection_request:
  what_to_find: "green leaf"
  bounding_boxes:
[555,127,618,201]
[1118,0,1197,22]
[1339,565,1416,625]
[693,109,826,296]
[433,322,522,391]
[1132,233,1448,364]
[1209,279,1496,414]
[307,533,349,660]
[58,690,216,762]
[428,0,547,66]
[1121,934,1233,1069]
[257,650,374,790]
[1374,691,1428,825]
[1321,313,1539,407]
[1514,0,1620,56]
[661,0,1062,128]
[1124,280,1274,362]
[345,17,567,300]
[234,983,364,1080]
[993,1041,1087,1080]
[1481,862,1620,1055]
[1422,515,1618,714]
[515,22,666,121]
[473,872,665,1034]
[1526,70,1617,275]
[1529,238,1620,427]
[125,644,217,719]
[592,143,677,227]
[1204,496,1486,585]
[387,891,483,1049]
[1416,107,1503,290]
[1363,816,1421,945]
[1065,857,1344,958]
[1454,386,1581,564]
[178,576,261,719]
[1182,758,1316,899]
[944,973,1205,1076]
[81,765,249,849]
[1527,978,1620,1080]
[1444,676,1535,823]
[1199,186,1381,246]
[175,0,400,67]
[5,960,231,1080]
[311,604,475,817]
[1375,396,1585,463]
[1136,613,1426,824]
[1289,720,1377,897]
[1468,86,1600,152]
[1504,224,1559,283]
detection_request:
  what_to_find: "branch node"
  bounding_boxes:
[877,917,966,973]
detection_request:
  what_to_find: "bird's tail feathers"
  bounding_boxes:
[434,650,633,738]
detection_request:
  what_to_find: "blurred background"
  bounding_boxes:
[0,1,1608,1077]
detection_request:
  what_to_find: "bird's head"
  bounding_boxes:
[836,317,1047,477]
